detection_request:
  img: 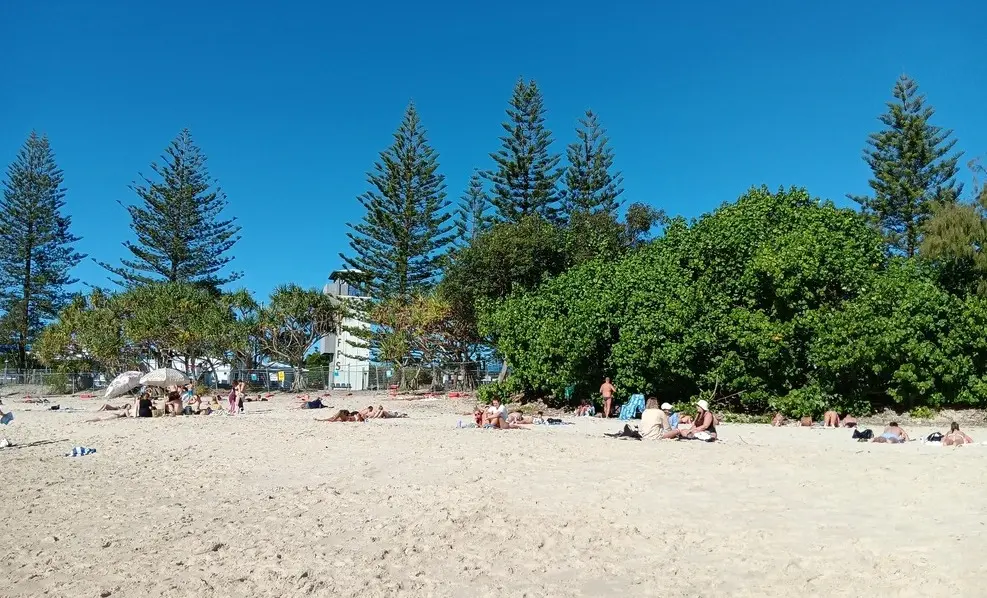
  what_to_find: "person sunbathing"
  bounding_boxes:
[664,400,717,440]
[873,422,909,443]
[366,406,408,419]
[97,403,129,412]
[823,410,840,427]
[771,412,786,427]
[942,422,973,446]
[841,415,858,428]
[298,397,328,409]
[574,400,594,417]
[316,409,365,422]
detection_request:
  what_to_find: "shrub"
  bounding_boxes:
[46,372,69,395]
[908,406,937,420]
[476,379,520,405]
[768,385,828,419]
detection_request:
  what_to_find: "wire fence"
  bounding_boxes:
[0,362,505,398]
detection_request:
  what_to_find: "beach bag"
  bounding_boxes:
[852,428,873,441]
[926,432,944,442]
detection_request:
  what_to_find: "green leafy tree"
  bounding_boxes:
[341,104,452,301]
[0,132,84,368]
[98,129,241,289]
[452,170,493,248]
[257,284,340,391]
[564,110,623,217]
[921,159,987,296]
[484,78,563,222]
[850,75,963,256]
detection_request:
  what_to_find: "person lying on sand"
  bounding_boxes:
[507,411,545,425]
[316,409,365,422]
[664,400,717,441]
[942,422,974,446]
[771,412,786,427]
[842,415,857,428]
[873,422,909,443]
[299,397,328,409]
[366,406,408,419]
[823,410,840,427]
[97,403,129,412]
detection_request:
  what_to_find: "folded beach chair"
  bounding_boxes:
[619,394,646,420]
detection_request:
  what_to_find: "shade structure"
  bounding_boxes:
[104,371,143,399]
[139,368,190,388]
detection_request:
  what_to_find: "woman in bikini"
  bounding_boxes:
[316,409,365,422]
[942,422,974,446]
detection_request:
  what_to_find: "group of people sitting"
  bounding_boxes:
[608,398,719,441]
[771,411,858,428]
[91,381,252,421]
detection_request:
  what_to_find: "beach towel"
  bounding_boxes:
[618,394,646,420]
[66,447,96,457]
[1,412,13,425]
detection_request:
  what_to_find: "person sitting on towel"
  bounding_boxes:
[482,399,509,428]
[664,400,717,441]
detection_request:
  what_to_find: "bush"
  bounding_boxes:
[908,406,937,420]
[476,379,519,405]
[46,372,69,395]
[768,385,828,419]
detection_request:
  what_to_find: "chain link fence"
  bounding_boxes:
[0,369,108,399]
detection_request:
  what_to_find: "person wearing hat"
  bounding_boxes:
[665,399,717,441]
[661,402,681,429]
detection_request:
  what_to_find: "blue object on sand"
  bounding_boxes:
[0,412,13,425]
[618,394,646,420]
[66,447,96,457]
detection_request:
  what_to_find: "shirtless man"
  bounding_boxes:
[873,421,909,443]
[823,410,840,427]
[942,422,973,446]
[600,378,616,419]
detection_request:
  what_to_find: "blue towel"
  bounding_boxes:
[0,412,12,425]
[619,394,646,420]
[66,447,96,457]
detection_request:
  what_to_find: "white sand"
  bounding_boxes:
[2,394,986,597]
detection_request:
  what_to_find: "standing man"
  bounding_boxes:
[600,377,616,418]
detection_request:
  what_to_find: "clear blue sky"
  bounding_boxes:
[2,0,984,301]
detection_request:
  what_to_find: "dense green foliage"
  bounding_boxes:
[851,75,963,257]
[98,129,241,289]
[0,133,84,367]
[483,187,987,414]
[257,285,340,390]
[452,170,493,248]
[484,79,563,222]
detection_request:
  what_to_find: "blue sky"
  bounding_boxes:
[1,0,984,301]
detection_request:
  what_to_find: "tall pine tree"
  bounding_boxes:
[564,110,623,217]
[484,78,563,222]
[452,170,493,248]
[341,104,452,301]
[851,75,963,256]
[98,129,241,288]
[0,132,84,368]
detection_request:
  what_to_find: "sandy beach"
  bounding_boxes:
[2,393,986,598]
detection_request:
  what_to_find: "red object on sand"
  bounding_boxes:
[79,394,96,399]
[448,392,461,398]
[388,385,398,396]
